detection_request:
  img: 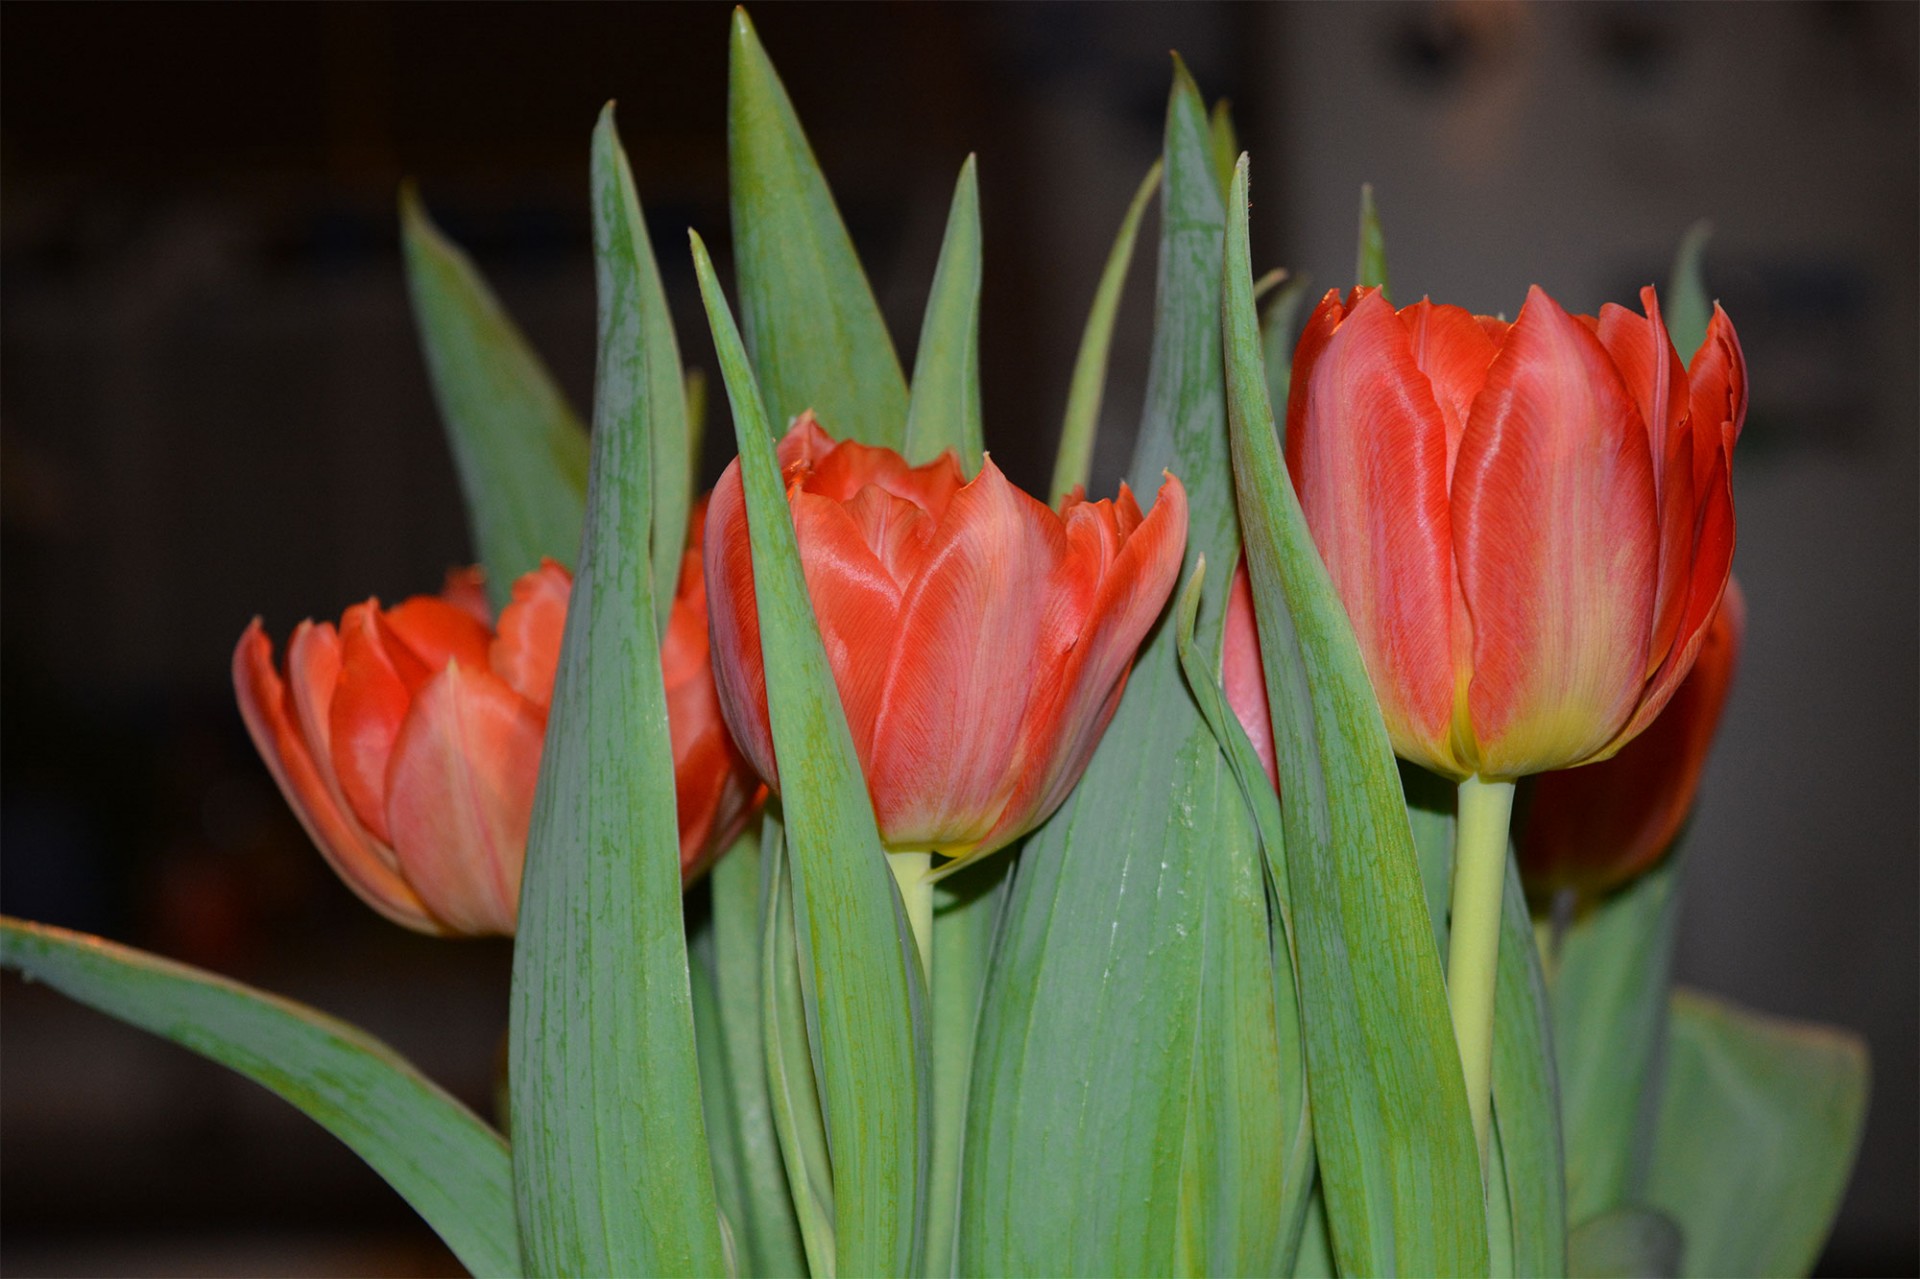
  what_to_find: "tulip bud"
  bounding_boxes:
[1519,581,1746,901]
[704,413,1187,872]
[235,505,761,935]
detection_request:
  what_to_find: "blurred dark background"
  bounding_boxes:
[2,3,1914,1275]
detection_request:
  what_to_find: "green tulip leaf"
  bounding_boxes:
[1665,220,1714,365]
[508,109,726,1277]
[963,59,1287,1277]
[693,228,930,1278]
[1225,153,1487,1276]
[1356,183,1390,301]
[697,826,808,1279]
[1208,98,1239,202]
[903,155,984,475]
[1567,1206,1684,1279]
[1050,158,1163,504]
[729,9,908,449]
[400,189,589,613]
[1259,273,1312,446]
[1549,854,1684,1225]
[0,917,518,1279]
[1647,989,1869,1278]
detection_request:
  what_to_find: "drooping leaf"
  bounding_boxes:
[1356,182,1390,301]
[729,9,908,449]
[1224,153,1486,1276]
[507,112,725,1275]
[1051,159,1163,504]
[400,189,589,613]
[963,59,1282,1277]
[1664,220,1714,364]
[903,155,984,475]
[693,229,929,1278]
[1646,989,1869,1279]
[1550,854,1683,1226]
[0,917,519,1279]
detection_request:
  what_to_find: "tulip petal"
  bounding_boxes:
[384,661,544,936]
[233,621,438,932]
[866,458,1068,851]
[489,558,571,709]
[330,604,416,844]
[1523,581,1744,898]
[1222,559,1277,791]
[440,567,494,626]
[1397,298,1501,471]
[789,486,907,763]
[1598,288,1695,674]
[782,411,964,515]
[1454,286,1659,776]
[986,473,1188,849]
[703,460,777,786]
[1281,288,1350,464]
[1285,288,1462,773]
[1686,303,1748,495]
[383,596,493,682]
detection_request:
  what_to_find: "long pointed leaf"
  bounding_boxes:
[1,917,519,1279]
[903,155,984,474]
[589,107,693,639]
[1648,990,1869,1278]
[507,120,725,1274]
[400,190,589,613]
[1224,153,1486,1276]
[693,230,929,1278]
[963,60,1277,1276]
[729,9,907,448]
[1664,221,1714,364]
[1355,183,1390,299]
[707,826,808,1278]
[1051,159,1162,504]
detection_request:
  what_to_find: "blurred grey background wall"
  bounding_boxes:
[3,3,1914,1274]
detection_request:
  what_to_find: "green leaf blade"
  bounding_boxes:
[1,917,519,1279]
[729,9,908,449]
[1665,221,1714,364]
[1051,159,1162,504]
[1356,183,1390,300]
[903,155,985,475]
[1224,154,1486,1276]
[1648,990,1869,1279]
[693,229,929,1279]
[507,118,725,1274]
[400,190,589,613]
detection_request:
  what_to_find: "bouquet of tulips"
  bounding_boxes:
[2,15,1868,1279]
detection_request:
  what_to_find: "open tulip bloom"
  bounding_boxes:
[1,17,1871,1279]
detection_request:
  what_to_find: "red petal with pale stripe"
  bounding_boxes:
[489,559,571,710]
[233,621,438,932]
[1454,286,1659,777]
[1286,288,1462,774]
[383,661,544,936]
[866,458,1067,851]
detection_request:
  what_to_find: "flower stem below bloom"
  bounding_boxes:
[1447,774,1516,1176]
[889,850,934,982]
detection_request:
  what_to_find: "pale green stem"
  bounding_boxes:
[1447,775,1516,1175]
[890,851,934,982]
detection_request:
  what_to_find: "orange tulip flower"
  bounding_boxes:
[235,509,761,935]
[1222,559,1277,792]
[1285,284,1745,781]
[1520,580,1745,901]
[704,413,1188,873]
